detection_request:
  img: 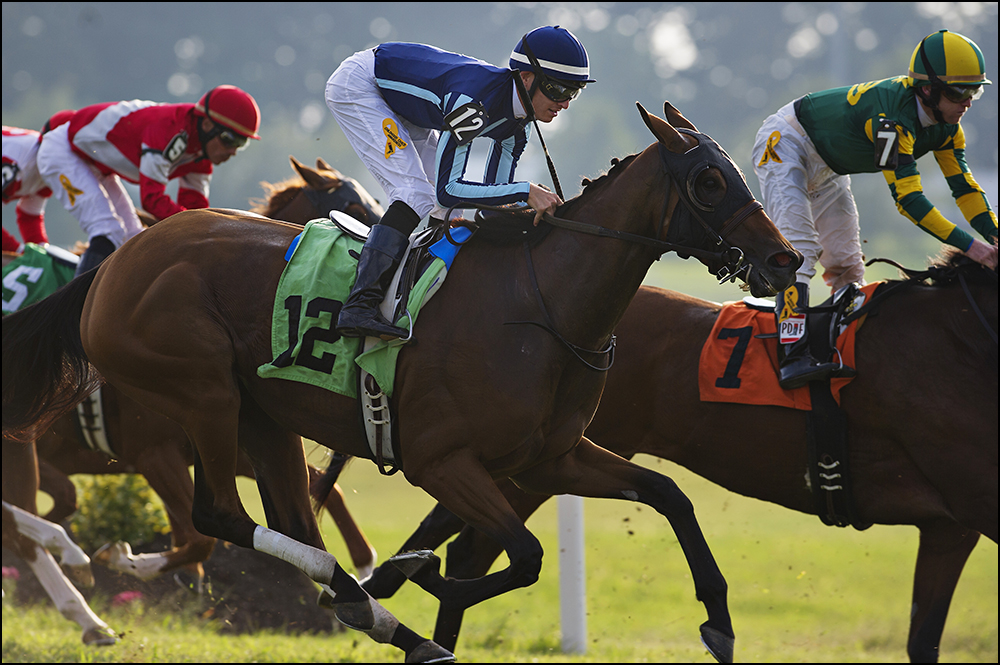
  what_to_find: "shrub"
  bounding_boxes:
[70,474,170,552]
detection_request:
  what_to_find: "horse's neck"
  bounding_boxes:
[532,168,665,343]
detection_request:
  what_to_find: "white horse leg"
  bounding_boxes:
[253,526,411,643]
[92,541,173,581]
[23,543,118,646]
[3,500,92,587]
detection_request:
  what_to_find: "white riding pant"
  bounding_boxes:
[752,102,866,293]
[36,123,143,248]
[326,48,446,221]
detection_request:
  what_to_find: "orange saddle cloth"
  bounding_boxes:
[698,284,877,410]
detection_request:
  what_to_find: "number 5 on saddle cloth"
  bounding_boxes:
[257,213,472,474]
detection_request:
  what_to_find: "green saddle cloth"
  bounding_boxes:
[2,243,78,315]
[256,219,445,399]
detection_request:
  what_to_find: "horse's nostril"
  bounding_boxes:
[771,252,793,268]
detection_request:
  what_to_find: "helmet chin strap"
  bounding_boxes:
[513,71,564,200]
[514,36,566,200]
[917,37,948,123]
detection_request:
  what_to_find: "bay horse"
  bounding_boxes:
[3,157,382,591]
[2,101,800,663]
[358,251,997,662]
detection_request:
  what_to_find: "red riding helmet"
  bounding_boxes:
[195,85,261,140]
[41,109,76,135]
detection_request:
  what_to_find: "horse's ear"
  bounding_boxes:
[636,101,691,154]
[291,155,340,189]
[663,101,698,132]
[316,156,337,173]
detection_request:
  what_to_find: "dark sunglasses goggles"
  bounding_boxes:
[538,77,585,103]
[217,128,249,149]
[939,84,984,103]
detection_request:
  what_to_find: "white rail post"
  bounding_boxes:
[558,494,587,654]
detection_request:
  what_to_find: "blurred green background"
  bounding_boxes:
[3,2,997,290]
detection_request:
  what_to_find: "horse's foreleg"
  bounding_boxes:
[432,480,552,651]
[907,521,981,663]
[400,451,544,611]
[3,503,116,646]
[231,407,454,663]
[362,501,466,599]
[18,541,118,646]
[3,500,93,586]
[512,437,734,664]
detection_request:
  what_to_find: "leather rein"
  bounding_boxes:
[454,130,763,371]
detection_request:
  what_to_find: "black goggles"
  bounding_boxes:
[939,84,983,104]
[538,77,584,103]
[518,33,584,104]
[217,128,249,149]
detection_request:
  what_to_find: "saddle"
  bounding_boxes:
[717,283,872,530]
[330,211,474,475]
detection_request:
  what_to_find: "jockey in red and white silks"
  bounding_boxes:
[35,85,261,275]
[2,126,52,253]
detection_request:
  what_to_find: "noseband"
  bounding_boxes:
[535,128,761,286]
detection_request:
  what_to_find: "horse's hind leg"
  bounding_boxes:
[907,521,981,663]
[512,438,734,664]
[189,398,449,663]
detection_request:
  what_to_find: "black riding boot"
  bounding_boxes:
[336,217,414,340]
[74,235,116,277]
[775,282,840,390]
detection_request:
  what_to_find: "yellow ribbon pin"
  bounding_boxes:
[778,284,800,322]
[757,131,783,167]
[59,174,84,206]
[382,118,407,158]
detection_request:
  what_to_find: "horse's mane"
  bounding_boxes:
[470,153,640,246]
[578,153,639,195]
[250,176,307,217]
[881,247,998,289]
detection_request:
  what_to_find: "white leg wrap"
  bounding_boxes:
[252,525,338,583]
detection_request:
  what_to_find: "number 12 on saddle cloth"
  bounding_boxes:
[698,284,876,410]
[256,219,470,399]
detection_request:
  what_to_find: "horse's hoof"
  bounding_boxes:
[388,550,439,580]
[333,599,375,632]
[63,563,95,588]
[82,626,118,646]
[172,569,203,594]
[699,623,734,664]
[405,639,456,663]
[93,541,130,567]
[316,588,335,609]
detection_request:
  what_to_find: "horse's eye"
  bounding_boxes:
[689,167,727,210]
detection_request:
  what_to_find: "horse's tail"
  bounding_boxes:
[309,451,352,515]
[2,270,103,442]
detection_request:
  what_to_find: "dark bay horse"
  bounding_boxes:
[359,251,997,662]
[2,101,800,663]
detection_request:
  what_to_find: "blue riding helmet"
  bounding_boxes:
[509,26,596,85]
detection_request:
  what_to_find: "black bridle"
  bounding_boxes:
[535,128,762,286]
[451,127,766,371]
[301,179,383,226]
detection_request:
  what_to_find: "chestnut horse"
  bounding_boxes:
[2,102,800,663]
[359,252,997,662]
[4,158,382,591]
